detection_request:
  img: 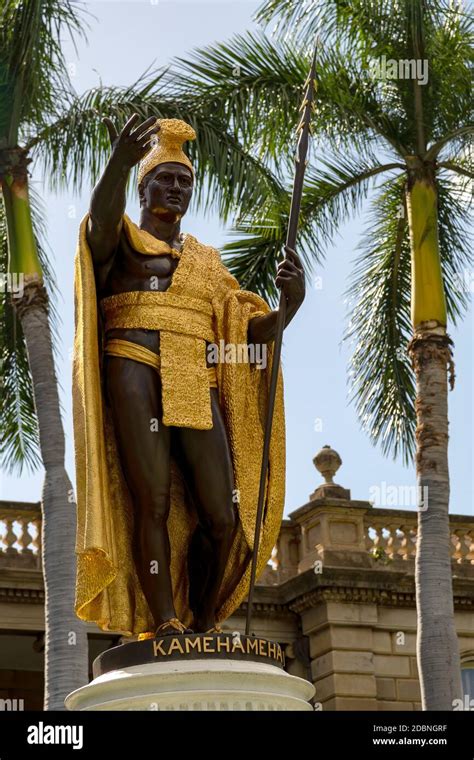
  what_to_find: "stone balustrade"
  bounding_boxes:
[2,444,474,712]
[258,446,474,586]
[0,502,41,569]
[365,509,474,564]
[260,501,474,585]
[2,495,473,582]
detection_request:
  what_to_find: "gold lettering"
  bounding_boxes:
[268,642,277,660]
[185,637,202,654]
[202,637,215,653]
[153,639,167,657]
[168,637,185,655]
[216,637,231,653]
[247,639,258,654]
[232,637,245,654]
[259,639,267,657]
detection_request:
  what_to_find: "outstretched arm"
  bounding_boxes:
[87,113,157,266]
[247,246,305,343]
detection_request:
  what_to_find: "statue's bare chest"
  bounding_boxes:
[104,239,180,296]
[123,247,178,278]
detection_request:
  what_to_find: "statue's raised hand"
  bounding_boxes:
[103,113,158,172]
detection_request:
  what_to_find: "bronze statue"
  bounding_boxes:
[72,116,305,639]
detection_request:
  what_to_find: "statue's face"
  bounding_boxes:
[139,161,193,222]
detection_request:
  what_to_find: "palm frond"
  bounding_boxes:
[28,69,169,190]
[187,113,288,223]
[436,172,474,324]
[0,179,59,472]
[422,1,474,138]
[31,72,287,225]
[255,0,332,45]
[0,197,40,472]
[222,219,286,306]
[257,0,417,50]
[168,32,409,162]
[257,1,473,152]
[223,153,404,305]
[222,190,317,306]
[439,160,474,183]
[0,0,88,143]
[344,176,415,464]
[168,32,308,160]
[302,155,405,256]
[344,162,473,464]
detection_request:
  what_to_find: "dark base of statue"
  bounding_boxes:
[65,633,315,711]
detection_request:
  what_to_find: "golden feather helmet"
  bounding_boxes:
[137,118,196,187]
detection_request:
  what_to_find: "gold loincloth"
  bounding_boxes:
[104,337,218,388]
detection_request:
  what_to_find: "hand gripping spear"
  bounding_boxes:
[245,45,318,636]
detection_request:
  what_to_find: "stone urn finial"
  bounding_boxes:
[310,445,350,501]
[313,445,342,484]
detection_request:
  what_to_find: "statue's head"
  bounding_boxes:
[138,119,195,222]
[139,161,193,221]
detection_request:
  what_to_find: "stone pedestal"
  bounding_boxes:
[65,634,315,711]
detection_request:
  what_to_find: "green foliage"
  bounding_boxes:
[345,177,415,464]
[1,0,473,469]
[29,67,288,227]
[0,186,58,472]
[169,33,308,160]
[0,0,79,472]
[166,0,474,461]
[0,0,87,144]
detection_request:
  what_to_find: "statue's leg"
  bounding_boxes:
[175,388,236,632]
[105,354,177,629]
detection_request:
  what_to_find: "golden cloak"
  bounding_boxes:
[72,214,286,635]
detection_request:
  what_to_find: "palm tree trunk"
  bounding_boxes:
[2,167,88,710]
[406,166,462,710]
[409,325,462,710]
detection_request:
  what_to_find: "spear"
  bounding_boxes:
[245,44,318,636]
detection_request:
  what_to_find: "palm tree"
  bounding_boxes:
[0,0,298,709]
[0,0,91,710]
[165,0,473,709]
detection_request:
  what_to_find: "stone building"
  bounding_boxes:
[1,446,473,710]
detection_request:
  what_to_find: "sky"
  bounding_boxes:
[1,0,473,518]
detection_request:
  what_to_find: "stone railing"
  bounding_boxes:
[0,501,42,569]
[259,499,474,585]
[364,509,474,564]
[2,497,473,583]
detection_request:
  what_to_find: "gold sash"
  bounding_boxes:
[101,291,216,429]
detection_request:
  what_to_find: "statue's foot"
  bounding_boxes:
[154,618,194,637]
[193,616,222,634]
[203,624,223,634]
